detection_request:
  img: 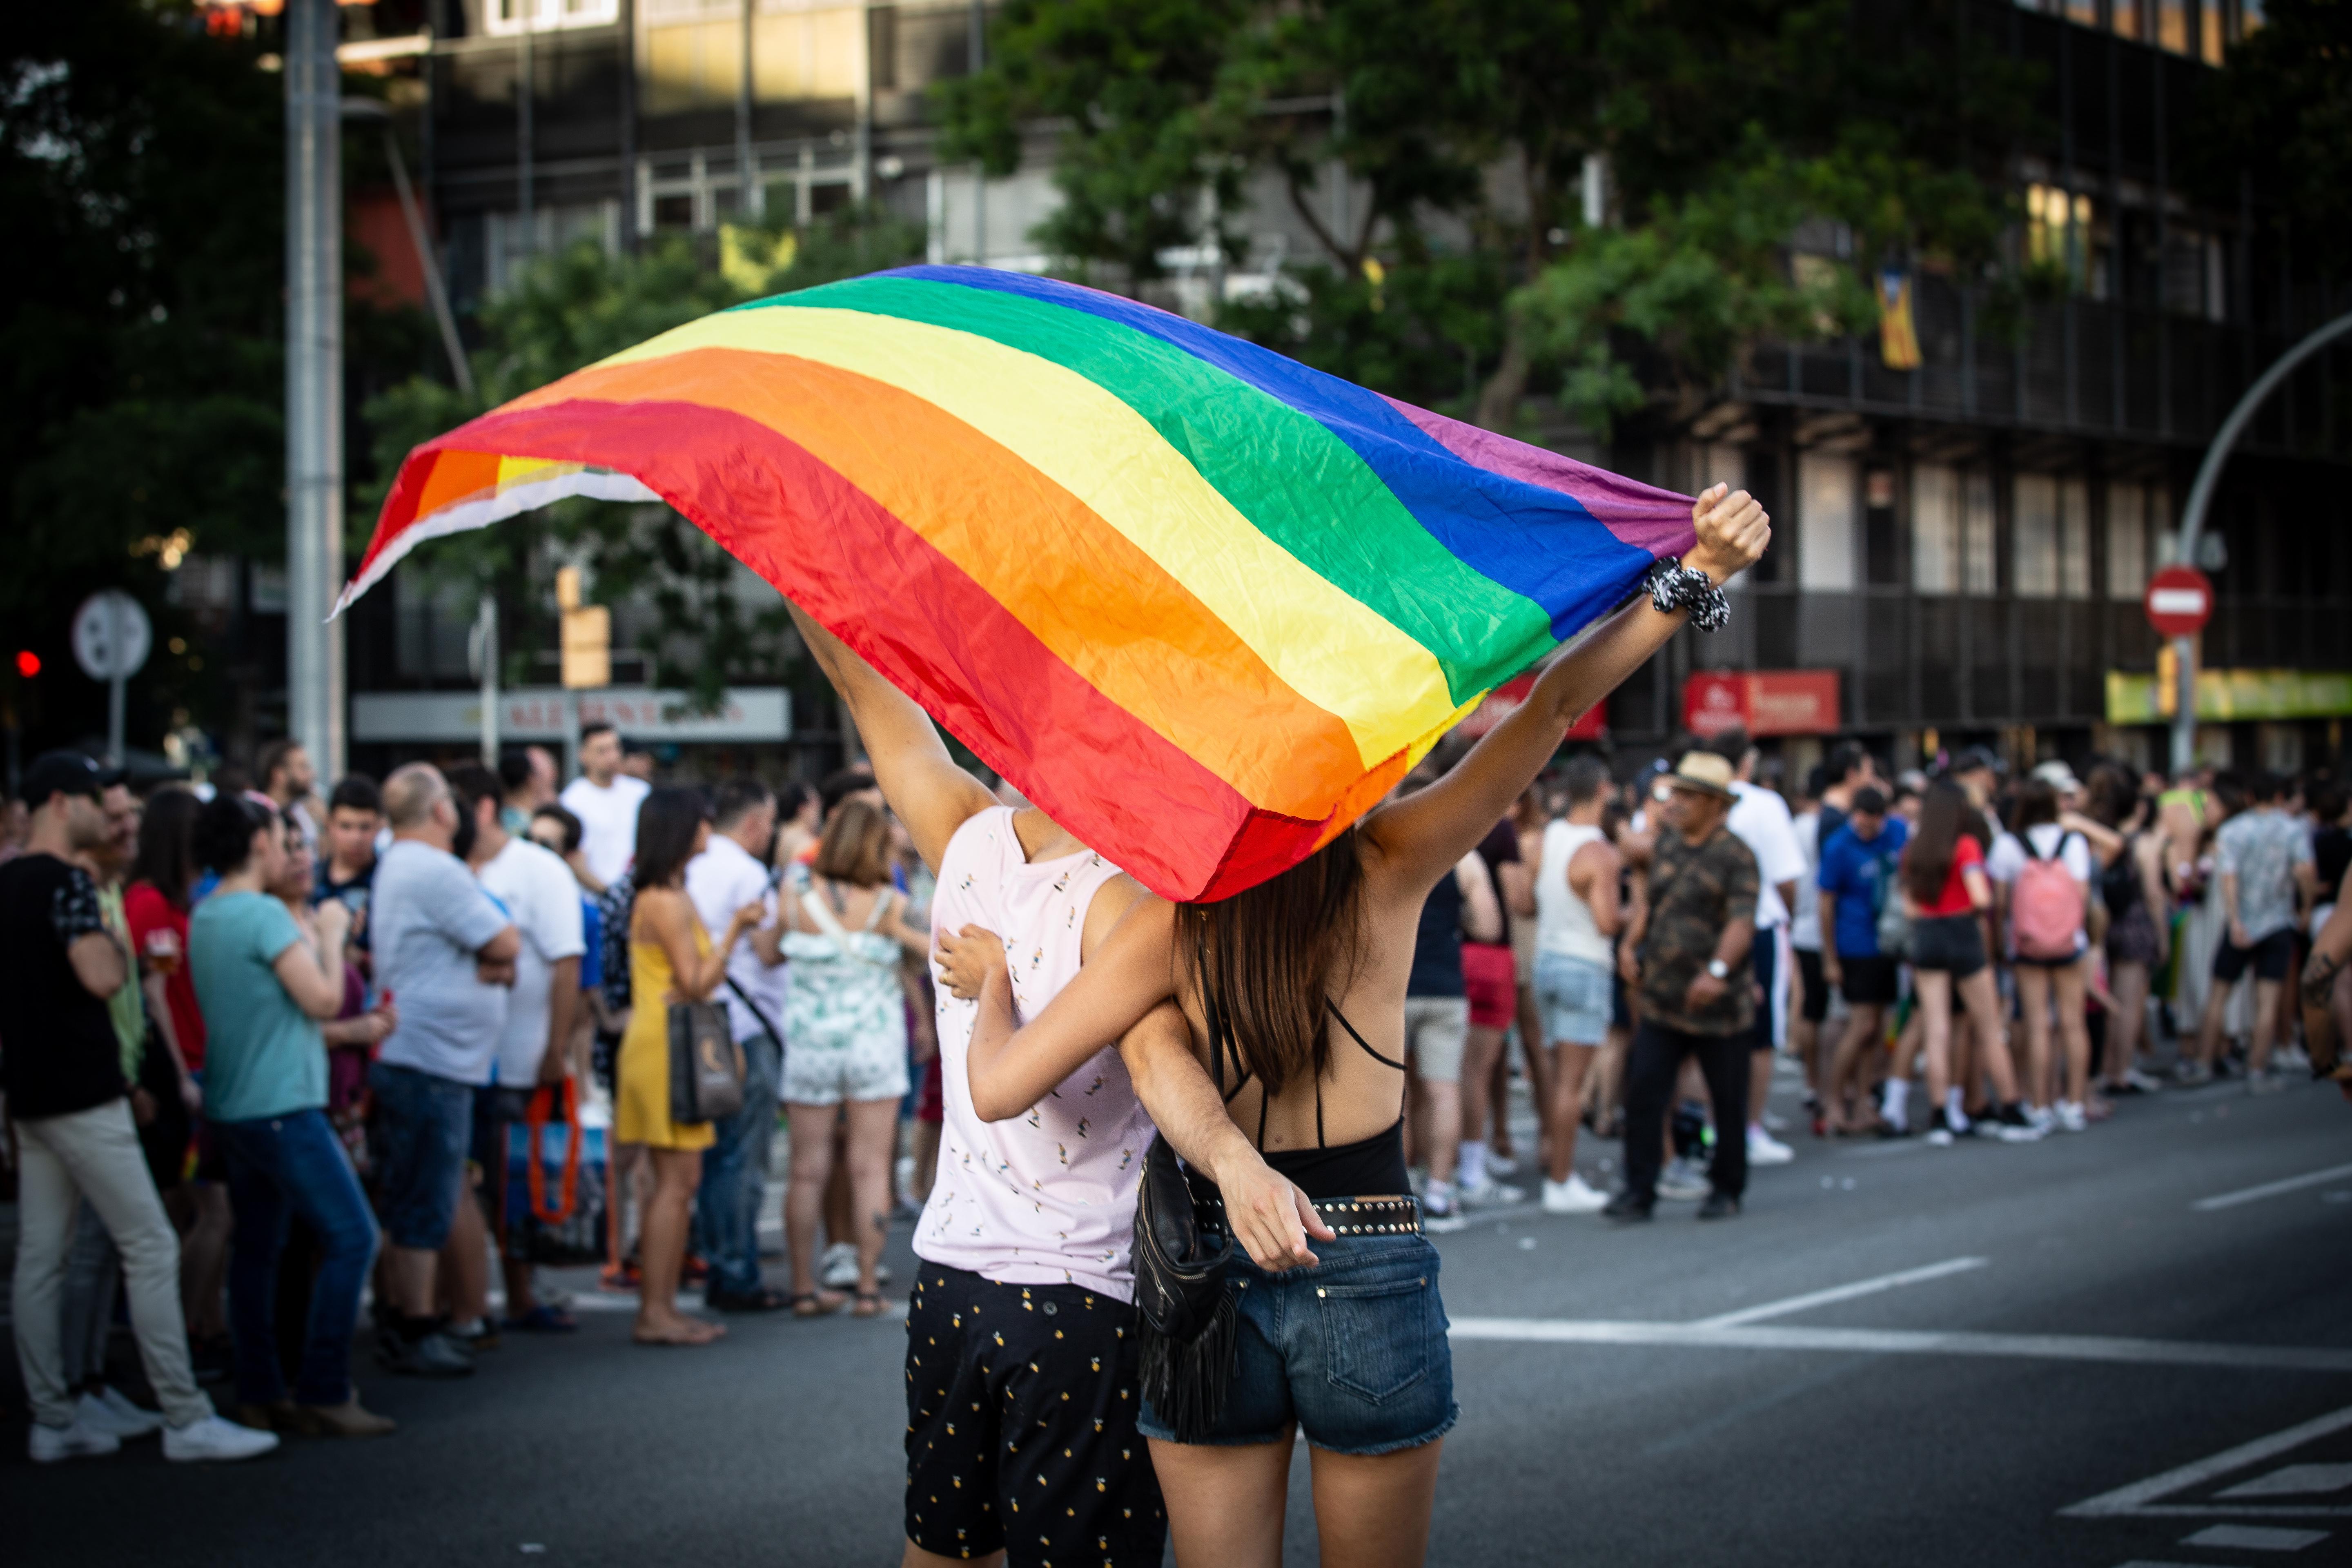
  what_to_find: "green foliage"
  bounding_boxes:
[2189,0,2352,280]
[362,208,926,712]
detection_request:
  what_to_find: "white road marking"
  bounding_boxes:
[1448,1319,2352,1374]
[1695,1256,1987,1328]
[2180,1524,2332,1552]
[2220,1466,2352,1499]
[2062,1402,2352,1517]
[2193,1162,2352,1212]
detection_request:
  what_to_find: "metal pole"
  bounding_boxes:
[107,585,126,766]
[517,5,534,259]
[474,594,499,766]
[285,0,344,780]
[347,99,474,400]
[2169,307,2352,775]
[968,0,984,261]
[738,0,759,219]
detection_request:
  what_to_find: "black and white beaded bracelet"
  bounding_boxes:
[1642,556,1731,633]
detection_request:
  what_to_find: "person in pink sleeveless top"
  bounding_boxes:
[784,602,1321,1568]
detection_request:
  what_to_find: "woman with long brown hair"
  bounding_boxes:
[942,486,1768,1568]
[617,787,766,1347]
[1899,779,2035,1144]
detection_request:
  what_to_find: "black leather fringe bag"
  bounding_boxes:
[1130,1135,1237,1442]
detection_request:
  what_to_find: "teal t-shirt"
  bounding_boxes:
[189,891,325,1122]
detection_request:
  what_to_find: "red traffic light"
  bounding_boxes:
[13,650,38,679]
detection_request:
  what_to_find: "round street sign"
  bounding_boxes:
[71,590,153,682]
[2144,565,2213,639]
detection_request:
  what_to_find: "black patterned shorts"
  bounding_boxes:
[904,1266,1167,1567]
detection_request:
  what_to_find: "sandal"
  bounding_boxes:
[502,1304,579,1334]
[852,1291,887,1319]
[788,1291,846,1318]
[632,1318,725,1347]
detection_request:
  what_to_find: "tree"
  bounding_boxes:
[2188,0,2352,281]
[361,204,927,713]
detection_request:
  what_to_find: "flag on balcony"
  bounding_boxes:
[339,265,1694,901]
[1878,268,1922,372]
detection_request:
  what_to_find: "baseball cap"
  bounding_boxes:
[20,750,105,806]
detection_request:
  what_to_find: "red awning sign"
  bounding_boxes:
[2144,564,2213,639]
[1683,670,1843,738]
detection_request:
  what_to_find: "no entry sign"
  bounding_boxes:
[2145,565,2214,638]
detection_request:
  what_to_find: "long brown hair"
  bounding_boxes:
[812,798,893,887]
[1172,827,1366,1097]
[1903,778,1969,906]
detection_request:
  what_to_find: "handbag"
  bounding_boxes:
[668,999,746,1125]
[1130,1138,1240,1444]
[503,1079,612,1266]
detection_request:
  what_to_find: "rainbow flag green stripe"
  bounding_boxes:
[746,274,1552,704]
[342,265,1696,901]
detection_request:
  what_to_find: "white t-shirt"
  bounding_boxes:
[559,774,650,889]
[1987,822,2092,957]
[685,833,788,1044]
[1728,781,1807,930]
[477,836,588,1085]
[1790,811,1823,951]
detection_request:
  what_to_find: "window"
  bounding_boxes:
[1964,470,1997,595]
[1913,464,1961,595]
[2060,478,2091,599]
[1798,453,1856,592]
[2108,482,2149,600]
[2158,0,2190,52]
[2112,0,2143,38]
[487,0,619,33]
[2027,185,2098,295]
[2016,474,2059,599]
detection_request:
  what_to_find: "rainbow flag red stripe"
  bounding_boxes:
[345,266,1694,900]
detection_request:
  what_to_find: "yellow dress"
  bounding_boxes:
[615,915,716,1151]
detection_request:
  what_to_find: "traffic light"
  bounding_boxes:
[555,567,609,690]
[13,650,36,679]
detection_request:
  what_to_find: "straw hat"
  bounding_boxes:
[1664,751,1737,800]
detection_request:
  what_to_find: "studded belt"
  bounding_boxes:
[1189,1191,1423,1238]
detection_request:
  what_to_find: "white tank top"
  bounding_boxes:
[1537,820,1615,967]
[915,807,1153,1301]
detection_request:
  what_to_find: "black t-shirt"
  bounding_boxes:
[1467,820,1521,947]
[1408,868,1466,998]
[0,853,129,1120]
[2315,827,2352,905]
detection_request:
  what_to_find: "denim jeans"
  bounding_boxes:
[693,1031,780,1297]
[215,1109,381,1407]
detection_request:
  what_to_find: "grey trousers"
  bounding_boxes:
[60,1200,120,1392]
[11,1098,212,1429]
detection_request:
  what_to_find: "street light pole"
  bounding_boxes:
[2167,308,2352,776]
[285,0,344,778]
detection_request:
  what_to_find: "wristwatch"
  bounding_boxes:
[1706,958,1731,980]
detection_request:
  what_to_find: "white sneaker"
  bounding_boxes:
[2055,1100,2089,1133]
[2026,1104,2058,1136]
[818,1241,858,1291]
[1746,1126,1795,1166]
[1483,1151,1520,1179]
[163,1414,281,1463]
[29,1419,120,1463]
[2274,1043,2311,1073]
[1461,1179,1526,1208]
[1421,1196,1467,1234]
[1541,1174,1610,1214]
[77,1388,163,1439]
[1657,1158,1709,1200]
[2123,1067,2169,1094]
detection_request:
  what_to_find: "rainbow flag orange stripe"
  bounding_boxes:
[343,266,1695,900]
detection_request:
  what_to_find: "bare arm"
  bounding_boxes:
[1817,891,1840,981]
[273,902,352,1020]
[1118,1002,1332,1270]
[1499,859,1535,920]
[785,600,997,872]
[1457,854,1502,944]
[964,897,1182,1123]
[642,888,757,1001]
[2062,811,2124,864]
[69,929,127,999]
[2136,837,2171,961]
[1359,486,1769,900]
[1568,840,1622,938]
[538,956,581,1083]
[478,924,522,964]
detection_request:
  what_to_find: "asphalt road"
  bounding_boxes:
[7,1064,2351,1568]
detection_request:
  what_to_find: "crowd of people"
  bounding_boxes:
[3,482,2340,1562]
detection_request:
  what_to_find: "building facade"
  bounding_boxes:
[351,0,2347,782]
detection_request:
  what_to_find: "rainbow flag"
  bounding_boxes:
[344,266,1694,901]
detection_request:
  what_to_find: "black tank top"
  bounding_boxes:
[1201,940,1411,1199]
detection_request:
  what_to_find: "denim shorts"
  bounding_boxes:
[1535,951,1613,1047]
[1138,1231,1458,1457]
[368,1061,476,1250]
